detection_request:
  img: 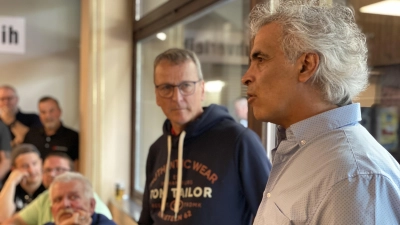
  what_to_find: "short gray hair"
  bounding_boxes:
[153,48,203,80]
[0,85,17,94]
[249,1,369,106]
[49,172,94,204]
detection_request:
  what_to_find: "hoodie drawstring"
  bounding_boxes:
[175,131,186,219]
[160,135,172,217]
[160,131,186,219]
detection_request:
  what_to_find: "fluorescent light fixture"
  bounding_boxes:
[360,0,400,17]
[156,32,167,41]
[205,80,225,93]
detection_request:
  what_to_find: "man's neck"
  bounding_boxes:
[44,123,61,136]
[21,181,41,196]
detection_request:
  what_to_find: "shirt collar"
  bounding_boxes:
[286,103,361,145]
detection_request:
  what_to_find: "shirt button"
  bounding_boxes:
[300,140,306,145]
[46,137,51,142]
[266,193,271,198]
[45,143,49,148]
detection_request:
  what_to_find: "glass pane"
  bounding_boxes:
[135,0,169,20]
[348,0,400,163]
[135,0,249,193]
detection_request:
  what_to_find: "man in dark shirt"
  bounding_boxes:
[0,85,42,147]
[0,120,11,189]
[24,96,79,170]
[0,144,45,222]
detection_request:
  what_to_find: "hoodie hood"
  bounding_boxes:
[162,104,235,138]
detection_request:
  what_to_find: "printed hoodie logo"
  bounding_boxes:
[149,131,220,222]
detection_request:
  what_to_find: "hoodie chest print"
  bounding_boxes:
[150,132,220,222]
[150,159,218,187]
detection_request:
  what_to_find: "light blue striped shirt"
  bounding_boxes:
[254,103,400,225]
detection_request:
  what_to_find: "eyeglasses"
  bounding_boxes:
[43,167,70,174]
[0,96,15,102]
[155,80,201,98]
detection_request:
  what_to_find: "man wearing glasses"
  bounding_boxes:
[0,85,42,147]
[3,152,112,225]
[138,48,271,225]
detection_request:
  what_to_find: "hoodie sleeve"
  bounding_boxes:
[138,148,155,225]
[237,129,272,215]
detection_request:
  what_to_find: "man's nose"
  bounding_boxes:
[242,69,253,86]
[62,197,71,207]
[171,86,183,101]
[49,169,57,177]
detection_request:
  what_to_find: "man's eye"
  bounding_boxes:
[161,85,172,90]
[257,57,264,63]
[69,195,79,200]
[181,83,191,88]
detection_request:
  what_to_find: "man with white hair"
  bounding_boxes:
[44,172,115,225]
[242,1,400,224]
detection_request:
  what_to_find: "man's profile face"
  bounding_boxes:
[242,22,300,126]
[39,100,62,130]
[42,156,71,188]
[50,180,95,224]
[0,88,18,112]
[14,152,42,185]
[154,60,205,128]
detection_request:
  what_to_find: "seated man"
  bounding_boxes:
[0,144,45,222]
[0,120,12,189]
[24,96,79,170]
[44,172,116,225]
[0,85,42,147]
[3,152,112,225]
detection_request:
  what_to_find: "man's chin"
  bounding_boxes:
[25,177,41,185]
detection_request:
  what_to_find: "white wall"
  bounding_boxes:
[0,0,80,130]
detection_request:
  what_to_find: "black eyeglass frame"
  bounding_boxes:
[155,79,202,98]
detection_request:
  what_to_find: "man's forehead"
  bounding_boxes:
[15,153,40,165]
[44,157,70,168]
[0,88,16,96]
[154,60,198,83]
[52,186,81,199]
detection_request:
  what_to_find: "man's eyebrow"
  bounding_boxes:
[250,51,266,59]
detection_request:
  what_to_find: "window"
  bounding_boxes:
[346,0,400,162]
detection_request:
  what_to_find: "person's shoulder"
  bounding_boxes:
[55,125,79,140]
[17,111,39,119]
[149,134,166,150]
[93,212,117,225]
[16,111,42,127]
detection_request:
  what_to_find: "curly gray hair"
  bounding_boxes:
[249,1,369,106]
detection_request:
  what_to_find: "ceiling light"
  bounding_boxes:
[156,32,167,41]
[360,0,400,17]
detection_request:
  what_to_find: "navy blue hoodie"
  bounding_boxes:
[139,104,271,225]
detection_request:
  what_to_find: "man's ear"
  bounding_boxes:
[297,52,319,83]
[200,80,205,101]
